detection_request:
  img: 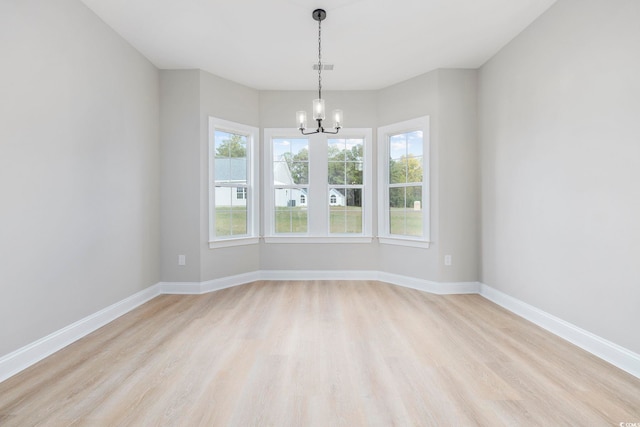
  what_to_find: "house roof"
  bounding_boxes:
[214,158,246,182]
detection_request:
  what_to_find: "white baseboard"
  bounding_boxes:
[0,284,160,383]
[157,270,479,295]
[378,272,481,295]
[479,283,640,379]
[259,270,378,281]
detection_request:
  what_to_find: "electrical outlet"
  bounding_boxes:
[178,254,186,266]
[444,255,452,266]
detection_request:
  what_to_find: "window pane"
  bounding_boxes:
[215,131,247,158]
[388,186,422,236]
[329,188,362,234]
[214,130,247,184]
[273,138,309,186]
[389,157,407,184]
[407,155,423,183]
[290,162,308,185]
[328,139,346,161]
[329,138,363,186]
[346,162,363,185]
[389,187,405,235]
[347,139,364,162]
[291,209,308,233]
[407,131,423,157]
[274,187,307,233]
[389,132,423,185]
[215,186,247,237]
[405,186,423,236]
[275,209,291,234]
[389,134,407,161]
[230,206,248,235]
[328,162,346,185]
[215,158,231,183]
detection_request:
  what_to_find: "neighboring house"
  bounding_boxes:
[273,157,308,208]
[214,158,247,207]
[215,156,346,208]
[328,189,346,206]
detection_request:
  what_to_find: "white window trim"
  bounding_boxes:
[263,128,373,243]
[377,116,431,248]
[209,117,259,248]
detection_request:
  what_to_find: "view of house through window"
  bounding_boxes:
[328,138,364,234]
[264,128,372,241]
[214,130,249,237]
[209,117,259,247]
[273,138,309,233]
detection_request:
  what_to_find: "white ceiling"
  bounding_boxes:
[80,0,556,91]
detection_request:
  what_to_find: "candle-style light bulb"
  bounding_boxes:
[332,109,343,129]
[312,99,325,120]
[296,110,307,130]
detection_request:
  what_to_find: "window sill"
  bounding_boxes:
[378,237,431,249]
[263,236,373,244]
[209,237,259,249]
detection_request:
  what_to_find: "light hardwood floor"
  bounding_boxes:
[1,280,639,426]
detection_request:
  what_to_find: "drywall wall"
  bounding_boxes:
[160,70,201,282]
[377,69,479,282]
[377,71,441,280]
[437,70,479,282]
[160,70,262,282]
[479,0,640,353]
[0,0,160,356]
[199,71,261,280]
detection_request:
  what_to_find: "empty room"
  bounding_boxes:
[1,0,639,425]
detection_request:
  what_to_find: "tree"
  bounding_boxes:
[282,147,309,184]
[389,154,423,207]
[216,134,246,158]
[328,144,363,185]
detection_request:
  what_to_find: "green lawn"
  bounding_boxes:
[390,208,423,236]
[215,207,247,236]
[215,206,421,236]
[329,206,362,234]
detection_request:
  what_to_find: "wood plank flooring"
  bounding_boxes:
[1,280,639,426]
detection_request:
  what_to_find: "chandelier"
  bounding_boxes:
[297,9,342,135]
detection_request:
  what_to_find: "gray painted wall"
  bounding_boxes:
[160,71,479,283]
[160,70,201,282]
[199,71,261,280]
[0,0,160,356]
[160,70,262,283]
[479,0,640,353]
[377,70,479,282]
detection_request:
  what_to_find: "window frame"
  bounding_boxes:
[263,128,373,243]
[377,116,430,248]
[208,117,259,248]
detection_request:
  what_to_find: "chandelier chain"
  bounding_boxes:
[317,18,322,100]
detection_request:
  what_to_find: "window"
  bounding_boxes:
[378,117,430,247]
[328,137,364,234]
[209,117,259,248]
[264,128,372,243]
[272,137,309,233]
